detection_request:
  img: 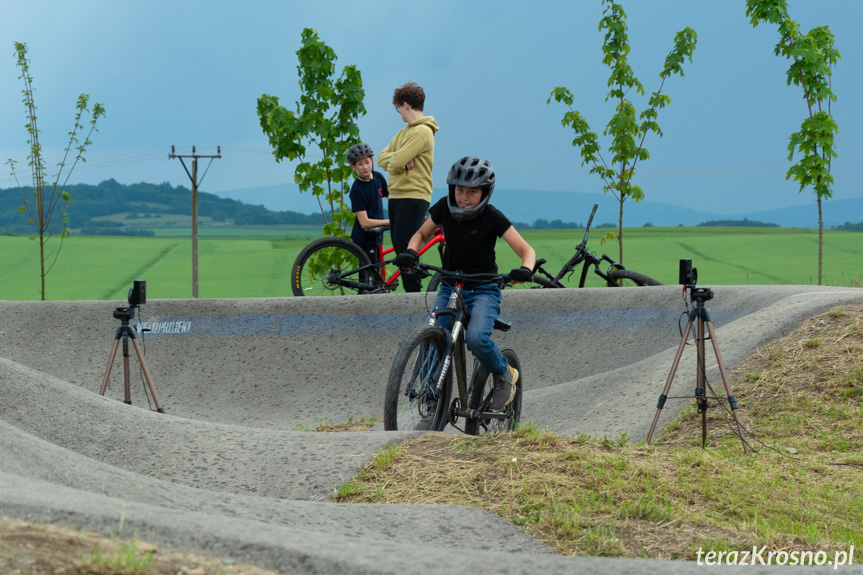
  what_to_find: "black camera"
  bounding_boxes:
[679,259,697,287]
[128,280,146,307]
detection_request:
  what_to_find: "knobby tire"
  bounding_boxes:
[291,237,374,297]
[608,269,663,287]
[464,349,522,435]
[384,325,451,431]
[530,274,563,288]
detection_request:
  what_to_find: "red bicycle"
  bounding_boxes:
[291,226,446,296]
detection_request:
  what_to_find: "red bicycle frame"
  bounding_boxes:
[378,227,445,290]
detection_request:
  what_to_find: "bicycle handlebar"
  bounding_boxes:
[414,262,512,284]
[579,203,599,248]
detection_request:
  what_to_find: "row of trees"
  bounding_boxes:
[8,2,842,298]
[546,0,839,283]
[261,2,839,285]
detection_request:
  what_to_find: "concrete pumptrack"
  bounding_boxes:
[1,285,862,574]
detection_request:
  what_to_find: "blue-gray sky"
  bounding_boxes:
[1,0,861,216]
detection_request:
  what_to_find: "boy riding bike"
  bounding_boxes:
[394,156,535,411]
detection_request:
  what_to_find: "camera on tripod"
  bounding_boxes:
[679,259,697,287]
[679,259,712,302]
[128,280,146,307]
[112,280,146,322]
[100,278,164,413]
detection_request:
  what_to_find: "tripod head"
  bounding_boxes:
[113,306,136,323]
[112,280,146,324]
[688,286,714,304]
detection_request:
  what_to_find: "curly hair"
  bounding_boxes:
[392,82,425,112]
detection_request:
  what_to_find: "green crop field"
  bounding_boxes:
[0,226,860,301]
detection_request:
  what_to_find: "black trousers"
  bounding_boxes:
[389,197,430,292]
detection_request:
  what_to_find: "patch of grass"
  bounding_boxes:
[314,415,382,432]
[334,304,863,560]
[81,539,155,573]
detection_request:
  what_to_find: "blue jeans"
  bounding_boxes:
[431,283,508,375]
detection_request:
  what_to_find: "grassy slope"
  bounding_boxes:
[335,304,863,562]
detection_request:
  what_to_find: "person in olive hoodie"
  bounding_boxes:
[377,82,440,292]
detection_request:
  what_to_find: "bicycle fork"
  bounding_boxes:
[434,320,462,395]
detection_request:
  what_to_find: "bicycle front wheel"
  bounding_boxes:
[384,325,451,431]
[291,237,374,296]
[608,269,663,287]
[464,349,522,435]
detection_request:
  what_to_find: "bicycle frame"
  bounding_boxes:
[532,203,627,288]
[377,227,445,290]
[319,227,445,294]
[424,266,512,425]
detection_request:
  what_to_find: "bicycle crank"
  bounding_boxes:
[448,398,461,426]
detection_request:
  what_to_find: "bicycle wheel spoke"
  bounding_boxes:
[385,326,450,431]
[465,349,522,435]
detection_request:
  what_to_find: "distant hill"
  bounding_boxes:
[489,189,863,230]
[3,180,860,234]
[216,183,863,229]
[0,180,320,234]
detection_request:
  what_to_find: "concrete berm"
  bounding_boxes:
[1,285,861,573]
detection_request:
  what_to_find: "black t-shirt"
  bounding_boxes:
[349,171,389,247]
[428,197,512,277]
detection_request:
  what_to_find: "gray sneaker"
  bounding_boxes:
[490,365,519,411]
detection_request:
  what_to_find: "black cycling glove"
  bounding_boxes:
[508,266,534,282]
[393,249,419,270]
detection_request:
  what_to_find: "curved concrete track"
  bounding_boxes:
[2,286,862,574]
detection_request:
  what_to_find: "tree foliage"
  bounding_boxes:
[257,28,366,238]
[548,0,696,263]
[746,0,840,285]
[5,41,105,300]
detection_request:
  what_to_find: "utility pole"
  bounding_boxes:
[169,145,221,298]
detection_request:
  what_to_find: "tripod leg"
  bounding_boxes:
[130,336,166,414]
[697,317,708,448]
[99,338,122,396]
[705,320,750,454]
[647,318,693,444]
[122,336,132,405]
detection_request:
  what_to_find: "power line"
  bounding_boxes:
[2,146,861,188]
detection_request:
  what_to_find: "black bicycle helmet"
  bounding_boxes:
[347,142,374,163]
[446,156,495,222]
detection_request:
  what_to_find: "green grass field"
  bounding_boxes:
[1,226,860,300]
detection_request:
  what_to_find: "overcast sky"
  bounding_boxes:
[1,0,861,216]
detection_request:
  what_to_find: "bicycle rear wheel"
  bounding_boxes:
[291,237,375,296]
[384,325,451,431]
[608,269,663,286]
[464,349,522,435]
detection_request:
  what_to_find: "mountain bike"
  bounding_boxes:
[291,226,445,296]
[384,263,522,435]
[528,203,662,288]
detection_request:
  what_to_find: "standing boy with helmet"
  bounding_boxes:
[393,157,535,411]
[347,142,389,264]
[377,82,440,292]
